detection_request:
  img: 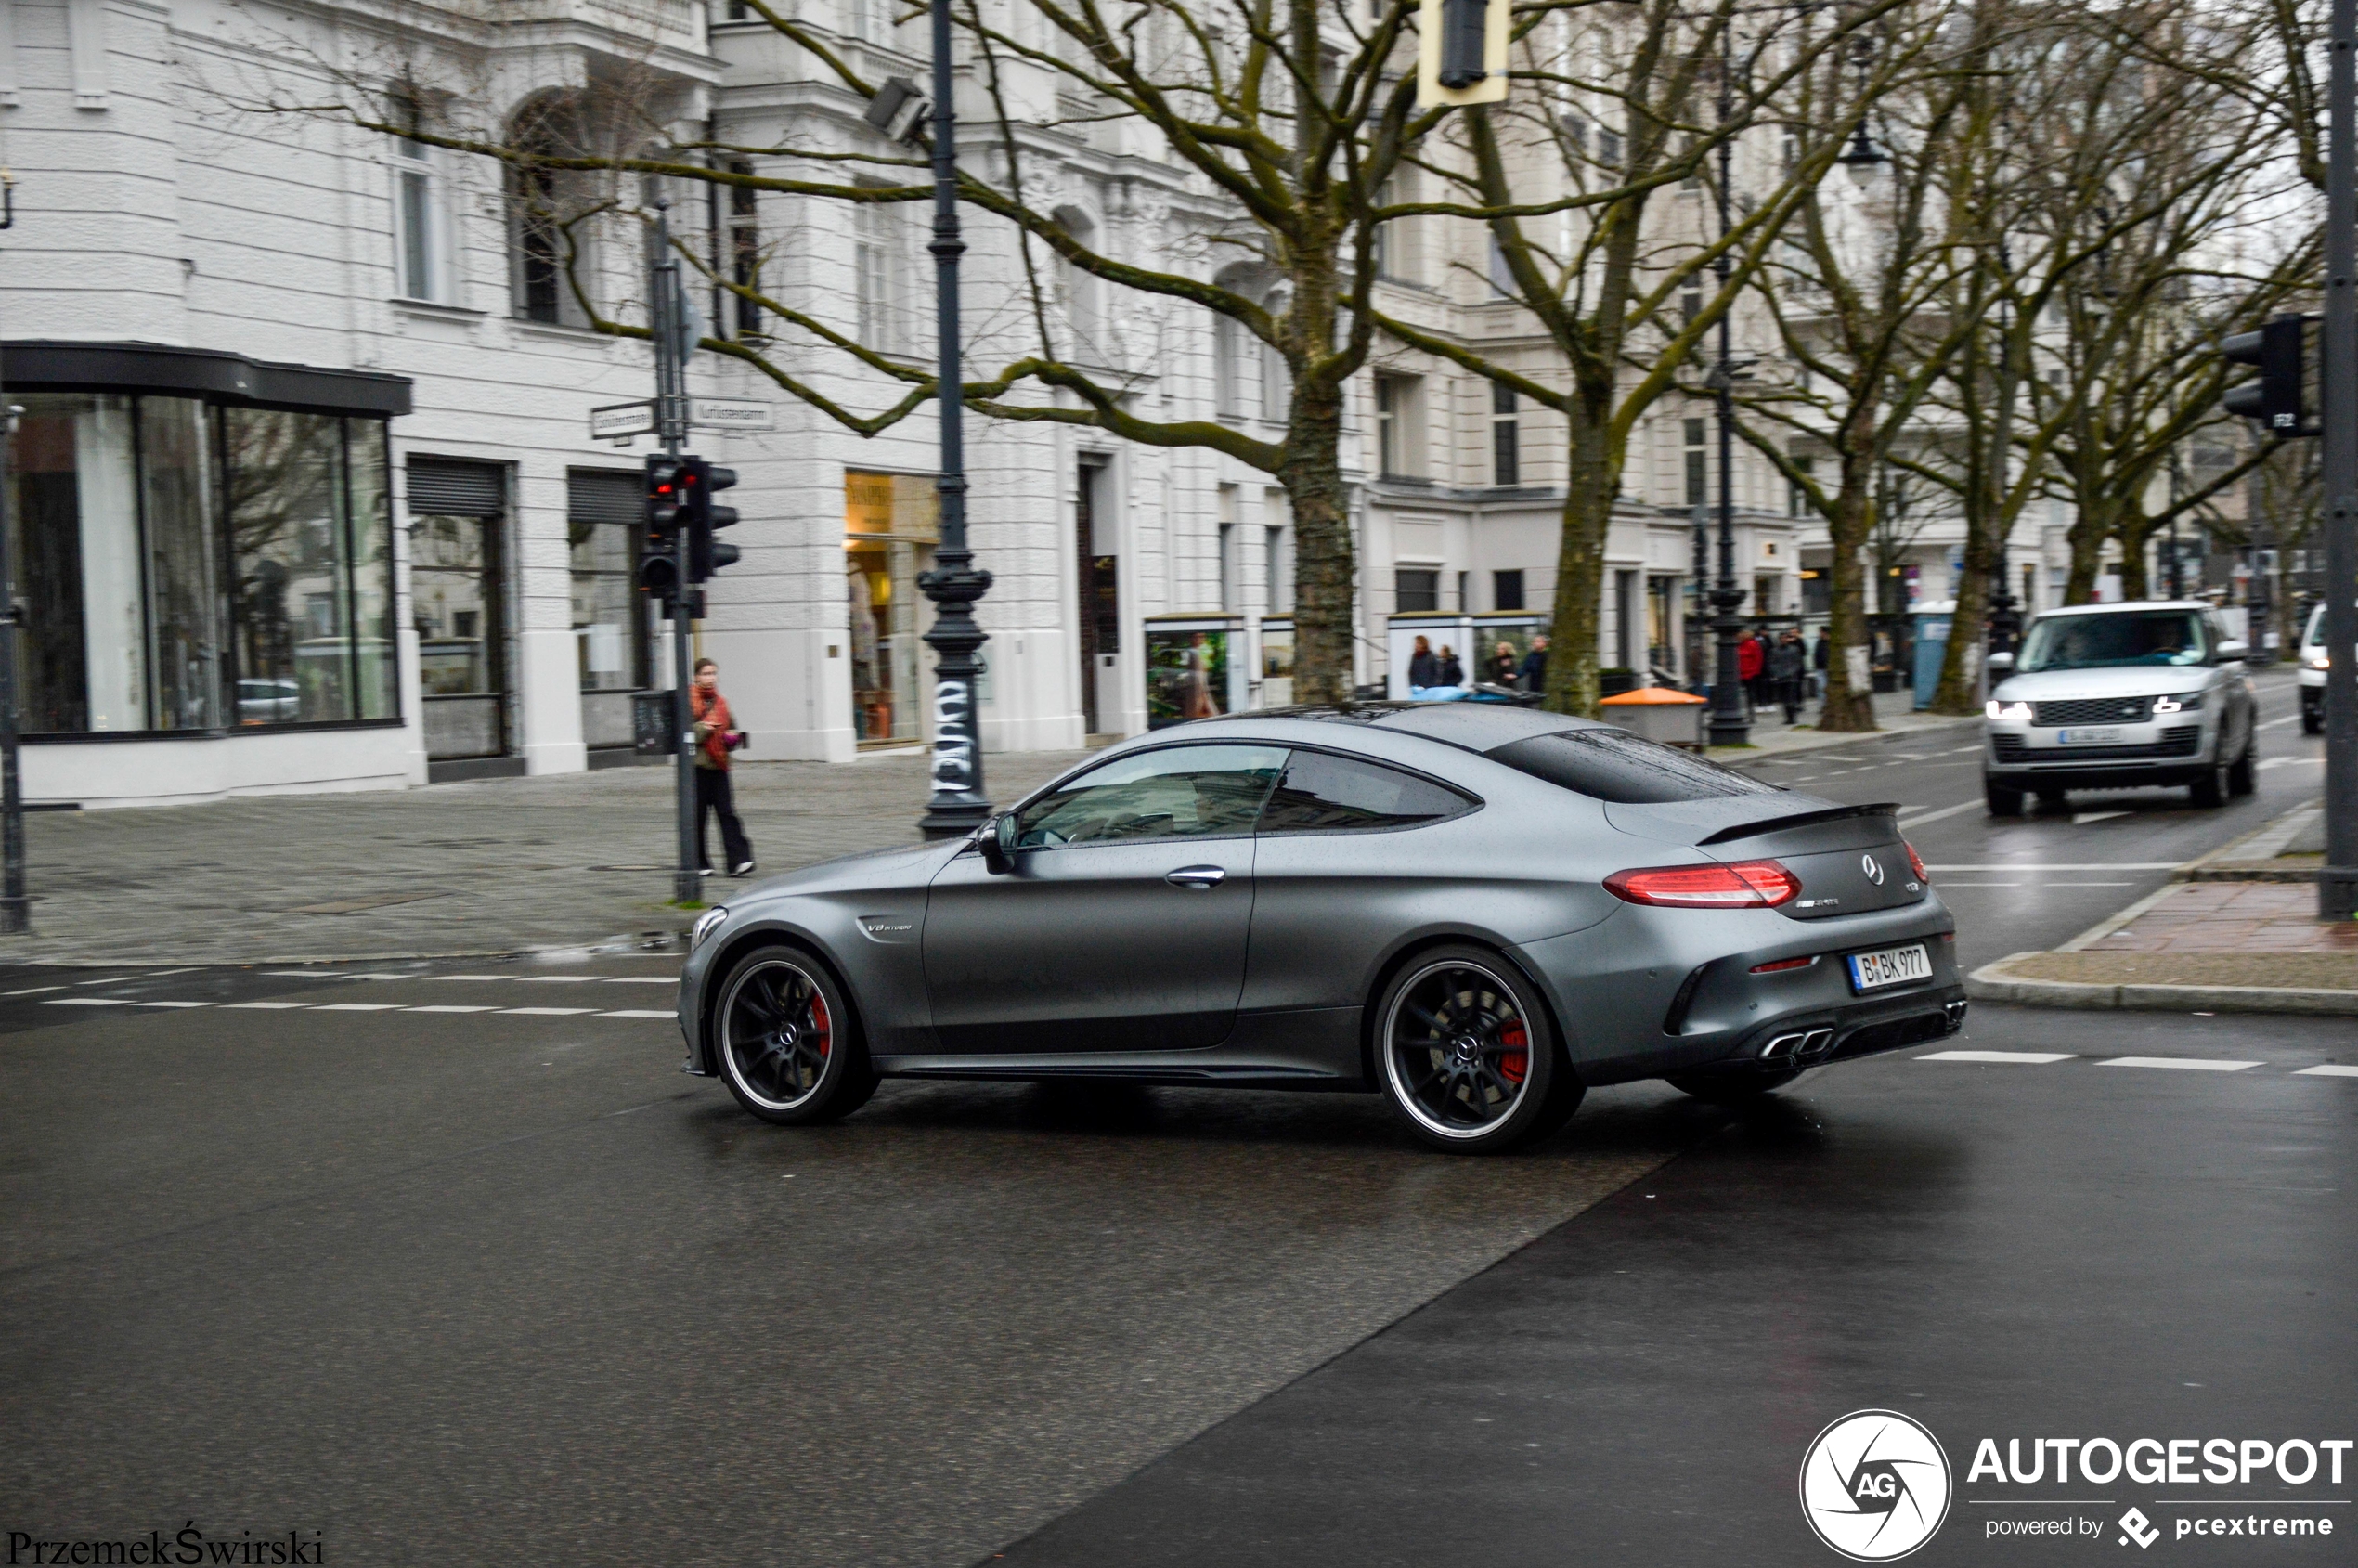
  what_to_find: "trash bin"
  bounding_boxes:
[1910,602,1954,712]
[633,690,679,757]
[1598,686,1708,750]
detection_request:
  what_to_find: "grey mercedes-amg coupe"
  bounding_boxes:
[675,703,1964,1153]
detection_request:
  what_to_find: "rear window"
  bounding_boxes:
[1486,729,1781,805]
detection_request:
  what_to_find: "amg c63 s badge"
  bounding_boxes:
[675,704,1964,1153]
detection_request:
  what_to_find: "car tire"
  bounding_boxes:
[711,944,878,1126]
[2227,732,2257,797]
[2034,787,2067,810]
[2190,747,2232,809]
[1374,945,1582,1155]
[1985,779,2024,817]
[2302,707,2324,736]
[1665,1068,1806,1104]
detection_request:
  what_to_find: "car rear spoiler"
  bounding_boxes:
[1696,801,1900,846]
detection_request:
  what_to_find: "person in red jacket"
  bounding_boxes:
[690,658,755,877]
[1736,630,1766,705]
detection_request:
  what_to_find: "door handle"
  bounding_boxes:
[1165,865,1226,890]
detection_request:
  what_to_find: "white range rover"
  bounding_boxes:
[1982,601,2259,816]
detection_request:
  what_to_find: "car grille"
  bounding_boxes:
[2030,696,2153,725]
[1991,725,2200,764]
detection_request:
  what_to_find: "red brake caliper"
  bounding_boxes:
[1498,1021,1528,1085]
[810,991,831,1057]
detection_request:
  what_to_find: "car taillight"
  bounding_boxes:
[1905,841,1928,883]
[1605,859,1800,909]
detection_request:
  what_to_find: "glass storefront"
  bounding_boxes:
[845,472,937,745]
[5,394,395,735]
[1146,618,1239,727]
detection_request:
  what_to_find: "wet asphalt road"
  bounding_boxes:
[2,671,2345,1567]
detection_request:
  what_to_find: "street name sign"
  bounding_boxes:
[590,400,657,440]
[692,398,777,433]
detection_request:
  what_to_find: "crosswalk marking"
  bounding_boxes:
[46,998,129,1006]
[499,1006,596,1017]
[600,977,677,985]
[2097,1056,2261,1072]
[521,976,602,983]
[224,1002,310,1009]
[311,1003,405,1012]
[2295,1065,2358,1077]
[1916,1050,2076,1064]
[5,985,67,996]
[599,1009,675,1019]
[407,1004,500,1014]
[135,1001,212,1009]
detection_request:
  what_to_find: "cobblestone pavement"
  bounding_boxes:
[2087,880,2358,954]
[0,750,1090,967]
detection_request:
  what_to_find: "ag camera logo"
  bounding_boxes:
[1800,1409,1953,1561]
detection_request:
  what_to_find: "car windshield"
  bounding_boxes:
[2017,611,2209,672]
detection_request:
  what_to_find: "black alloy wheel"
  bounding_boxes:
[1376,946,1582,1154]
[714,946,877,1125]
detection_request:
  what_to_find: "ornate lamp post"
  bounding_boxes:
[1704,27,1751,746]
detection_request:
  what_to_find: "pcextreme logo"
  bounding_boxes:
[1800,1409,1955,1562]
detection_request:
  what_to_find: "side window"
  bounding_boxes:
[1015,745,1287,849]
[1257,750,1473,834]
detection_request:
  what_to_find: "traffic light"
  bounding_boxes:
[2222,315,2309,435]
[639,453,686,607]
[683,457,741,582]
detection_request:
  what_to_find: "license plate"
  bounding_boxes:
[1848,943,1932,991]
[2056,727,2122,745]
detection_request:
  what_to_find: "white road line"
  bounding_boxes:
[433,975,514,982]
[601,977,678,985]
[407,1004,500,1014]
[599,1009,677,1019]
[2258,756,2325,770]
[1934,881,2022,887]
[261,970,339,978]
[1924,862,2181,872]
[2295,1065,2358,1077]
[134,1001,212,1009]
[310,1003,405,1012]
[521,976,603,983]
[2048,881,2135,887]
[45,998,129,1006]
[500,1006,597,1016]
[4,985,67,996]
[73,976,137,986]
[2097,1056,2261,1072]
[223,1002,310,1010]
[144,968,198,978]
[343,972,414,981]
[2071,810,2131,824]
[1918,1050,2076,1064]
[1940,744,1984,755]
[1897,800,1984,829]
[2259,714,2301,730]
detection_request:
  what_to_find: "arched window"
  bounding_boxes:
[1260,285,1291,423]
[507,95,600,328]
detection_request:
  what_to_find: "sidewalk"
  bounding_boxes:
[1968,801,2358,1016]
[1704,687,1979,760]
[0,749,1089,968]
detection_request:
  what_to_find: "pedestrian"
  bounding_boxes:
[1490,640,1520,687]
[1520,634,1548,693]
[1438,643,1465,688]
[690,657,755,878]
[1407,634,1440,692]
[1811,627,1830,699]
[1737,630,1765,706]
[1770,628,1807,724]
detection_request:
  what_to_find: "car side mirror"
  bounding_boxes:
[978,813,1017,875]
[2215,640,2248,663]
[1987,650,2014,673]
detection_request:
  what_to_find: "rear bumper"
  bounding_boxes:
[1669,987,1968,1083]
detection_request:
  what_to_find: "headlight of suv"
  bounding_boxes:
[2151,691,2205,714]
[1985,700,2032,720]
[2311,651,2332,670]
[691,905,729,952]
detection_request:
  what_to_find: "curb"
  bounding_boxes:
[1707,713,1980,762]
[0,932,689,971]
[1966,953,2358,1016]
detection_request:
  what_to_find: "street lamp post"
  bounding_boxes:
[2321,0,2358,919]
[0,170,26,935]
[912,0,991,839]
[1705,27,1750,747]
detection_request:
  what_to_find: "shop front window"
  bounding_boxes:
[4,395,396,736]
[845,472,938,745]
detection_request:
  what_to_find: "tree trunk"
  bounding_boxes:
[2117,515,2152,600]
[1928,492,1999,714]
[2064,503,2113,603]
[1820,473,1878,732]
[1282,376,1355,705]
[1543,410,1616,717]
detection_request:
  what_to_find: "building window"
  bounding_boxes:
[725,0,748,16]
[1265,523,1289,614]
[1217,523,1236,611]
[1680,284,1702,324]
[568,470,650,696]
[1684,417,1707,509]
[846,472,940,745]
[393,137,448,303]
[1376,374,1420,477]
[855,195,911,355]
[728,161,763,338]
[1494,568,1525,611]
[513,163,565,324]
[1395,567,1440,614]
[1491,383,1520,486]
[1788,454,1814,517]
[1213,313,1247,419]
[1487,235,1514,297]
